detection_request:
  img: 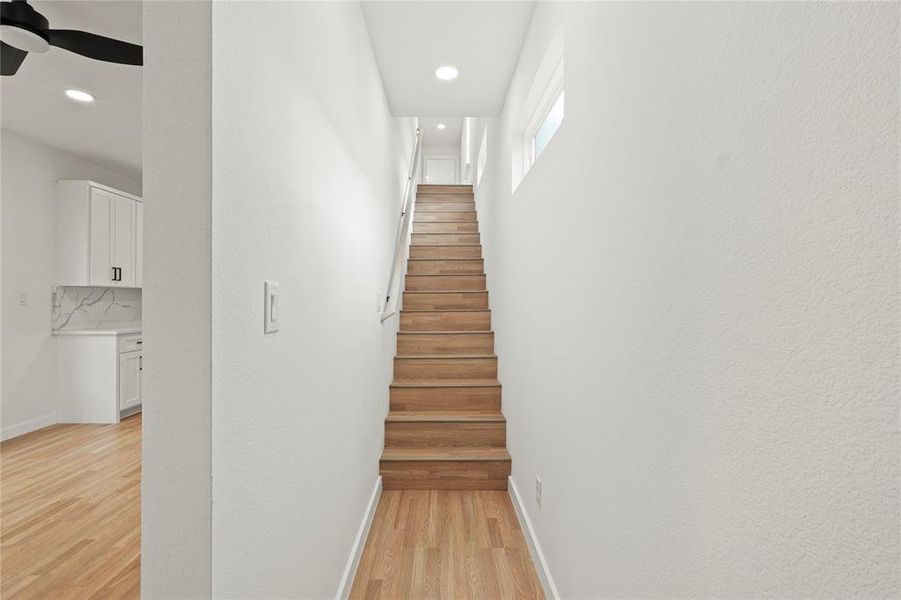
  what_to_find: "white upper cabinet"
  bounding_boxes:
[58,181,143,288]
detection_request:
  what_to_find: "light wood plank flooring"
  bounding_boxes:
[349,489,544,599]
[1,415,141,599]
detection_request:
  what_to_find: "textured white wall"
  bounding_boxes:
[0,130,140,440]
[472,3,900,597]
[210,2,414,596]
[141,1,213,597]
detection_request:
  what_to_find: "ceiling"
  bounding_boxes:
[1,1,142,180]
[362,1,535,117]
[419,117,462,148]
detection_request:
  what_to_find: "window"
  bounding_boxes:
[512,21,565,192]
[476,127,488,187]
[533,90,564,160]
[523,57,564,175]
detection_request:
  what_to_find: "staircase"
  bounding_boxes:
[380,184,511,490]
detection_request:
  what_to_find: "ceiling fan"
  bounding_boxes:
[1,0,141,76]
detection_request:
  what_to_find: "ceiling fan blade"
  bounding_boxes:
[1,41,27,76]
[46,29,141,66]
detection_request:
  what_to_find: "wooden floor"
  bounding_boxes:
[1,415,141,599]
[349,489,544,599]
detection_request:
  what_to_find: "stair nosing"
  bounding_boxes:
[406,274,485,278]
[397,330,493,335]
[390,380,501,388]
[401,309,490,312]
[403,290,487,294]
[386,412,505,423]
[380,448,510,462]
[407,258,483,262]
[395,354,497,360]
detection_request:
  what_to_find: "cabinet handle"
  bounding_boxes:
[111,267,117,281]
[136,341,142,345]
[139,356,143,371]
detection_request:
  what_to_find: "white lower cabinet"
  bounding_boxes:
[119,350,143,412]
[56,330,143,423]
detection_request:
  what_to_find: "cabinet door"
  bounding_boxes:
[119,350,142,411]
[89,187,115,286]
[135,202,143,288]
[113,196,136,287]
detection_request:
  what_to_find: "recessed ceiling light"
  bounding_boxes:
[64,89,95,103]
[435,65,458,81]
[437,123,446,130]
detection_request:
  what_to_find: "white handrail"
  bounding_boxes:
[380,128,423,322]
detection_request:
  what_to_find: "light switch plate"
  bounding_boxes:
[264,281,279,334]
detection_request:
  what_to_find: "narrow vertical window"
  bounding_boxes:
[533,90,564,160]
[477,128,488,187]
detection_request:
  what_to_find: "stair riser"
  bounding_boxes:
[412,222,479,234]
[409,245,482,259]
[415,212,477,223]
[397,332,494,355]
[406,275,485,291]
[412,233,481,245]
[417,197,475,205]
[418,185,473,194]
[390,387,501,412]
[400,311,490,331]
[394,357,497,380]
[390,386,501,412]
[381,460,510,490]
[403,291,488,310]
[406,260,484,275]
[385,422,506,448]
[415,203,475,212]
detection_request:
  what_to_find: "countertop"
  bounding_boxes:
[52,327,142,336]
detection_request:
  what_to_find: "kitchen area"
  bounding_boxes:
[52,180,143,424]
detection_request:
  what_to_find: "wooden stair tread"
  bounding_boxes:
[386,411,505,423]
[403,290,486,293]
[408,258,482,262]
[397,330,493,334]
[396,354,496,359]
[402,308,489,312]
[381,447,510,461]
[390,379,501,388]
[411,242,481,246]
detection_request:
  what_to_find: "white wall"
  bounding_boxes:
[0,129,140,440]
[210,2,414,597]
[472,3,899,597]
[142,1,212,597]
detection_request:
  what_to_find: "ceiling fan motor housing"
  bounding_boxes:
[1,0,50,52]
[2,0,50,36]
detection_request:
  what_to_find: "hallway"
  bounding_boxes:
[350,490,543,599]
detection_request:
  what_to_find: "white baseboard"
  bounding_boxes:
[0,412,56,442]
[336,476,382,600]
[509,476,561,600]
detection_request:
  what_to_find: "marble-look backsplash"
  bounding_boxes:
[51,286,142,331]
